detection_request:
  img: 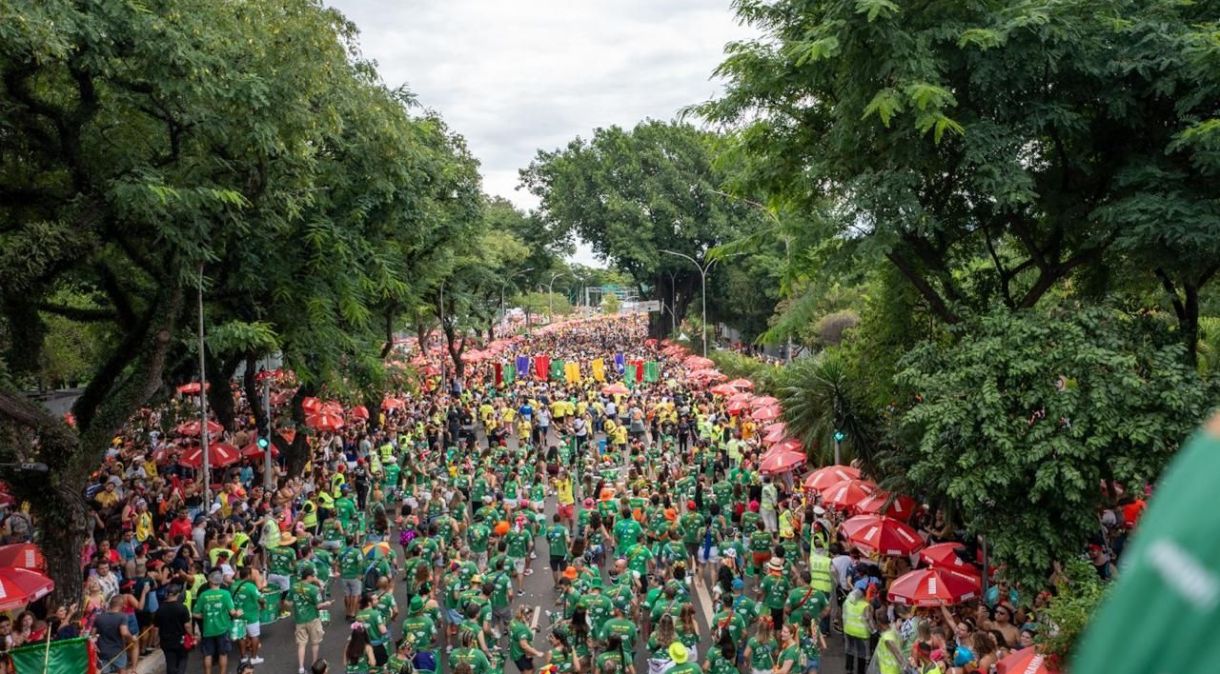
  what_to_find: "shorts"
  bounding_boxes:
[805,657,821,673]
[294,618,324,646]
[558,503,575,519]
[515,656,535,672]
[343,578,363,597]
[135,609,152,630]
[684,542,699,559]
[101,652,129,673]
[511,557,526,574]
[549,556,566,572]
[753,552,771,568]
[493,605,511,626]
[372,642,388,665]
[698,545,719,564]
[445,608,463,625]
[245,621,261,638]
[199,634,231,658]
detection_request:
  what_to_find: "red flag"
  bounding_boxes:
[634,361,644,383]
[534,355,550,380]
[494,362,503,386]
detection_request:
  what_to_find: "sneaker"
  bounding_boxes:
[517,589,525,596]
[299,669,306,674]
[525,568,534,576]
[529,551,537,560]
[251,657,265,665]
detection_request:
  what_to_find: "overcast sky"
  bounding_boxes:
[325,0,753,264]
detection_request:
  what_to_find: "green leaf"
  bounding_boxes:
[904,82,957,112]
[854,0,900,22]
[861,88,904,127]
[794,36,840,65]
[958,27,1005,50]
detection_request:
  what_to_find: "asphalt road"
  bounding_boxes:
[177,429,846,674]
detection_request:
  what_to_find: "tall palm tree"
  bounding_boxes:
[777,350,880,473]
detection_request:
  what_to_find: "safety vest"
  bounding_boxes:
[300,499,318,528]
[843,595,870,639]
[876,628,902,674]
[184,573,207,612]
[318,490,335,512]
[808,551,834,594]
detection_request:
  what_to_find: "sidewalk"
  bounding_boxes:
[135,649,164,674]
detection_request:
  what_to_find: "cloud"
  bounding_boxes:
[325,0,753,222]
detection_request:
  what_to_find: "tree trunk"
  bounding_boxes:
[281,384,314,478]
[206,353,242,431]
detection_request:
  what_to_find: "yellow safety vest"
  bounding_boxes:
[843,595,870,639]
[876,628,902,674]
[808,552,834,594]
[318,491,334,512]
[300,500,318,528]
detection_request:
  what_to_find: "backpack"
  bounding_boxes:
[363,562,381,592]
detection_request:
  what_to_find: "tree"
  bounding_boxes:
[700,0,1220,360]
[775,350,881,471]
[521,120,765,337]
[600,294,621,315]
[891,305,1213,589]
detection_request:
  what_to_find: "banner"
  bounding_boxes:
[591,358,606,382]
[515,355,530,378]
[634,361,645,384]
[614,353,625,374]
[564,362,581,384]
[12,637,97,674]
[549,359,565,381]
[644,361,660,383]
[494,362,503,386]
[504,363,516,384]
[534,355,550,380]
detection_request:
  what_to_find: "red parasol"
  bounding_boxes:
[0,544,45,571]
[350,405,370,420]
[726,400,750,415]
[995,648,1058,674]
[301,396,322,414]
[688,368,727,382]
[306,413,345,432]
[855,490,919,521]
[176,382,209,395]
[241,442,279,459]
[803,464,861,492]
[684,355,715,370]
[175,420,224,437]
[710,384,738,396]
[887,567,980,607]
[178,442,241,469]
[822,478,877,511]
[0,567,53,611]
[728,378,755,391]
[760,449,807,475]
[841,514,925,556]
[770,437,803,454]
[381,397,405,410]
[729,392,754,404]
[762,422,787,444]
[752,406,782,422]
[319,401,344,416]
[750,395,780,411]
[918,542,981,576]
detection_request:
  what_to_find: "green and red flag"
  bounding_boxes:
[11,637,97,674]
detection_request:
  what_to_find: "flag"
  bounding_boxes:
[591,358,606,382]
[504,363,516,384]
[494,362,503,386]
[549,359,565,381]
[11,637,97,674]
[644,361,660,383]
[534,354,550,380]
[565,362,581,384]
[515,355,530,378]
[634,361,644,383]
[614,353,625,373]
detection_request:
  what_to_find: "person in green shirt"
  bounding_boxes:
[775,623,804,674]
[546,514,570,586]
[508,605,546,674]
[666,641,701,674]
[335,485,358,526]
[285,566,332,674]
[231,567,265,665]
[268,536,298,592]
[545,630,578,674]
[745,617,778,674]
[598,599,638,652]
[505,522,532,594]
[193,572,240,674]
[337,538,365,620]
[760,558,792,628]
[401,595,437,658]
[355,593,390,665]
[612,506,643,556]
[467,520,491,570]
[785,571,828,636]
[449,630,493,674]
[595,635,632,674]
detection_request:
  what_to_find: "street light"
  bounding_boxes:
[500,267,534,325]
[548,271,569,323]
[660,250,741,358]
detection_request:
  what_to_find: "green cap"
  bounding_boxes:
[409,595,424,613]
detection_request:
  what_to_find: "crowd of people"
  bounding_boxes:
[4,314,1133,674]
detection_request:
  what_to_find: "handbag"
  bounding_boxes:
[182,633,196,650]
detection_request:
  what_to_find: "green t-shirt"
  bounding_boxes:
[289,581,321,624]
[194,588,234,638]
[549,647,575,673]
[598,617,637,650]
[356,606,387,645]
[787,587,828,628]
[679,512,703,545]
[777,643,802,671]
[749,529,773,553]
[449,647,492,674]
[669,663,702,674]
[705,649,738,674]
[506,528,530,558]
[761,574,790,610]
[712,610,746,645]
[401,613,436,651]
[546,525,570,559]
[747,636,777,670]
[468,523,490,553]
[269,545,297,576]
[508,619,534,661]
[231,581,262,622]
[612,517,643,554]
[335,496,357,523]
[321,518,345,543]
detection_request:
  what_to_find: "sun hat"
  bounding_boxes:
[668,642,688,664]
[767,558,784,573]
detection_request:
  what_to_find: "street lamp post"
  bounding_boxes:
[196,265,211,510]
[438,279,446,386]
[500,267,534,327]
[660,250,716,358]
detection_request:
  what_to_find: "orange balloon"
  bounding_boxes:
[494,521,510,536]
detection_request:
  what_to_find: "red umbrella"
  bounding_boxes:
[729,392,754,404]
[688,368,727,382]
[381,397,405,410]
[995,648,1058,674]
[461,350,485,363]
[822,479,877,511]
[0,544,45,571]
[841,514,925,556]
[643,338,658,348]
[306,413,345,432]
[760,449,807,475]
[301,396,322,414]
[771,437,803,454]
[855,490,919,521]
[803,465,861,492]
[175,420,224,437]
[270,391,293,407]
[887,567,980,607]
[350,405,370,420]
[176,382,209,395]
[729,378,754,390]
[762,422,787,444]
[319,401,344,416]
[750,396,780,410]
[918,543,981,575]
[178,442,241,469]
[0,567,53,611]
[684,355,715,370]
[241,442,280,459]
[752,406,782,422]
[727,400,750,415]
[710,384,738,396]
[602,383,630,396]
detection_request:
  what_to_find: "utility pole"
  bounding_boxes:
[262,360,273,491]
[660,250,743,358]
